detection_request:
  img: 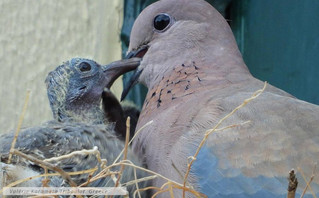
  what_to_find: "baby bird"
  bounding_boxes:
[102,89,140,141]
[0,58,147,197]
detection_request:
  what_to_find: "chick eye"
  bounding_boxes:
[79,62,91,72]
[154,13,172,32]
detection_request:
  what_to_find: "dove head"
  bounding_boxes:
[124,0,249,97]
[46,58,140,122]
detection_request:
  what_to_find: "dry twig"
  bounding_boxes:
[11,150,77,187]
[133,165,142,198]
[182,82,268,198]
[0,167,97,193]
[287,169,298,198]
[44,146,102,163]
[298,166,317,198]
[113,120,154,164]
[3,84,271,198]
[114,117,131,189]
[8,90,31,163]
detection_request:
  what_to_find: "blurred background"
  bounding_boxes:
[1,0,319,133]
[0,0,124,133]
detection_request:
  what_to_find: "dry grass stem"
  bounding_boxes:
[10,149,84,198]
[152,182,205,198]
[298,166,317,198]
[152,188,170,198]
[182,82,268,198]
[11,150,77,188]
[123,175,157,187]
[79,171,95,187]
[8,90,31,163]
[134,186,162,198]
[0,167,97,193]
[171,161,191,188]
[3,94,158,197]
[114,117,131,191]
[79,172,119,188]
[2,83,278,198]
[133,166,142,198]
[168,183,175,198]
[113,120,153,164]
[85,162,112,183]
[44,146,101,163]
[41,167,49,187]
[109,162,183,187]
[102,161,204,197]
[215,120,251,132]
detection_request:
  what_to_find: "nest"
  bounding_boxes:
[1,83,316,198]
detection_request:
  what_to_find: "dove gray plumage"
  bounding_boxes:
[117,0,319,197]
[0,58,147,197]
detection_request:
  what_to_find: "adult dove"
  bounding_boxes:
[119,0,319,197]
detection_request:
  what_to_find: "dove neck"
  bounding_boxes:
[146,55,251,91]
[142,36,251,90]
[55,100,106,124]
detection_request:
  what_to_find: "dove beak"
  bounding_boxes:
[126,45,149,59]
[102,57,141,89]
[121,45,148,101]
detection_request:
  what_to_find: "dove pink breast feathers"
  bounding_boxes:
[116,0,319,197]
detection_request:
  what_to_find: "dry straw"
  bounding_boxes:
[1,82,316,198]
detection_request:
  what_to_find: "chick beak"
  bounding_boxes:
[102,57,141,89]
[121,45,148,101]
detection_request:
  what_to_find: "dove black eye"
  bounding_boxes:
[79,62,91,72]
[154,13,171,31]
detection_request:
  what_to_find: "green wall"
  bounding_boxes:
[121,0,154,108]
[231,0,319,104]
